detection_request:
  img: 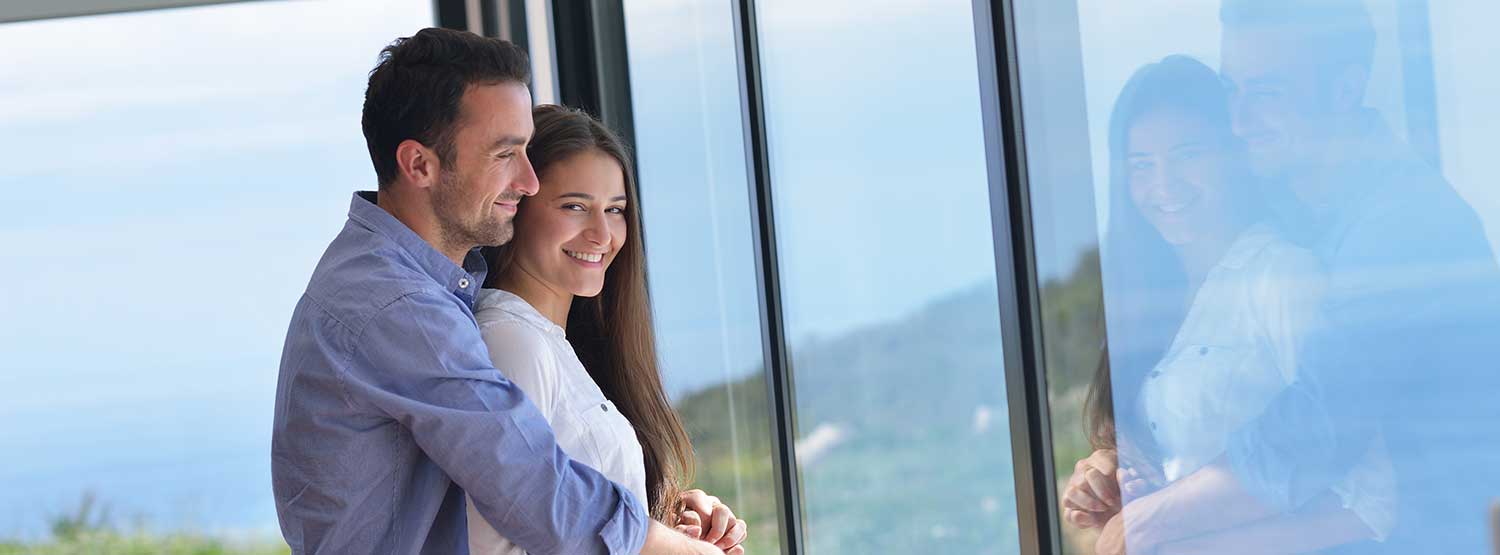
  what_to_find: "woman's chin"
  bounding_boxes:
[572,284,605,298]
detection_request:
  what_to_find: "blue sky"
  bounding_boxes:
[0,0,432,538]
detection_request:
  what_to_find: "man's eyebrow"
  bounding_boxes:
[488,135,528,150]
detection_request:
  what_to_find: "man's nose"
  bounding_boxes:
[1228,92,1254,139]
[515,152,540,196]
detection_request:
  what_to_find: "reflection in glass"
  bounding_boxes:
[623,1,783,553]
[0,0,432,550]
[754,0,1019,553]
[1022,1,1500,554]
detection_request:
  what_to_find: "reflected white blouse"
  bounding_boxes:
[465,288,648,555]
[1138,223,1396,539]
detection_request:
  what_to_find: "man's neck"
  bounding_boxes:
[376,188,470,265]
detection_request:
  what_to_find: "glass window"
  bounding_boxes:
[754,0,1020,552]
[0,1,431,551]
[1016,1,1500,553]
[622,1,785,554]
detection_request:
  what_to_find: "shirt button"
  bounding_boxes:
[1150,422,1158,430]
[1198,346,1209,355]
[601,403,609,412]
[459,278,470,289]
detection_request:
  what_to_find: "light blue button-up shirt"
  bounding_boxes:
[272,191,648,554]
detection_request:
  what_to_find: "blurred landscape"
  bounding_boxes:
[1,251,1103,555]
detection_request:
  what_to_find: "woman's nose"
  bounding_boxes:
[581,214,610,244]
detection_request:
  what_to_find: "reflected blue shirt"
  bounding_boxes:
[271,192,648,554]
[1226,114,1500,552]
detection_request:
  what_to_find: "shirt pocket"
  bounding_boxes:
[573,398,628,474]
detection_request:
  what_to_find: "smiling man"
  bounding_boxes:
[271,28,721,554]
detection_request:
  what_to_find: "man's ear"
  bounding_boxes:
[395,139,441,189]
[1330,63,1369,112]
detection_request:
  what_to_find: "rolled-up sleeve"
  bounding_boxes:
[340,291,649,554]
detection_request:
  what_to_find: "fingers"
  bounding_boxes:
[1064,478,1110,512]
[1083,466,1121,509]
[726,546,745,555]
[715,518,747,550]
[679,489,721,518]
[703,503,733,545]
[675,524,702,538]
[1088,449,1119,475]
[1064,507,1107,529]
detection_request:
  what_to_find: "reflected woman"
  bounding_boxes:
[466,105,747,555]
[1061,55,1394,555]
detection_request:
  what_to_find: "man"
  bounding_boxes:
[1113,1,1500,553]
[271,28,723,554]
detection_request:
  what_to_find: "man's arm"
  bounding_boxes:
[345,291,647,554]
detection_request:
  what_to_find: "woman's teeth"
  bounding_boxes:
[565,250,603,263]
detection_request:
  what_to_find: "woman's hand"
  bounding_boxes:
[1064,449,1122,528]
[675,489,747,554]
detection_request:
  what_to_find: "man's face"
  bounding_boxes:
[431,82,539,249]
[1220,25,1339,179]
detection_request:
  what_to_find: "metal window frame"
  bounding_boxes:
[972,1,1061,554]
[730,1,805,553]
[550,0,1064,554]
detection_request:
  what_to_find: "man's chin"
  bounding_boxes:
[476,223,515,247]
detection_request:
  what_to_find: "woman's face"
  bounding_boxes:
[509,149,628,298]
[1126,108,1239,246]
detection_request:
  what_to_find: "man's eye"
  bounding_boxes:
[562,203,586,211]
[497,151,516,159]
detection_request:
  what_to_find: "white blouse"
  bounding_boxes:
[1138,223,1396,539]
[465,288,648,555]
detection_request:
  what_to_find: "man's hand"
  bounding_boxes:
[1064,449,1121,528]
[1095,512,1127,555]
[675,489,747,554]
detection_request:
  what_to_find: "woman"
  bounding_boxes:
[1061,56,1394,554]
[465,105,747,555]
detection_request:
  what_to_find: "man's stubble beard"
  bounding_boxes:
[432,170,517,251]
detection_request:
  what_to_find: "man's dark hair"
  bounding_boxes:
[1220,0,1376,70]
[361,28,531,188]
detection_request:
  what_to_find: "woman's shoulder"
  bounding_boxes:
[1224,223,1321,275]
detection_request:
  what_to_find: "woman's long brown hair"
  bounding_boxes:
[482,104,695,521]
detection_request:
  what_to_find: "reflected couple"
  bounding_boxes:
[1066,0,1500,553]
[1066,54,1393,555]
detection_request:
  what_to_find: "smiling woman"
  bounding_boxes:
[472,105,747,554]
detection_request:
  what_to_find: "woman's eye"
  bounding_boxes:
[606,206,626,215]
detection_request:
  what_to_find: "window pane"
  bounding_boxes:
[754,1,1020,552]
[623,2,785,554]
[0,1,430,550]
[1017,1,1500,553]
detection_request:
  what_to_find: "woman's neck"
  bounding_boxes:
[495,265,575,329]
[1175,219,1250,297]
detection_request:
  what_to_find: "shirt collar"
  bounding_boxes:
[348,191,488,302]
[475,288,565,337]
